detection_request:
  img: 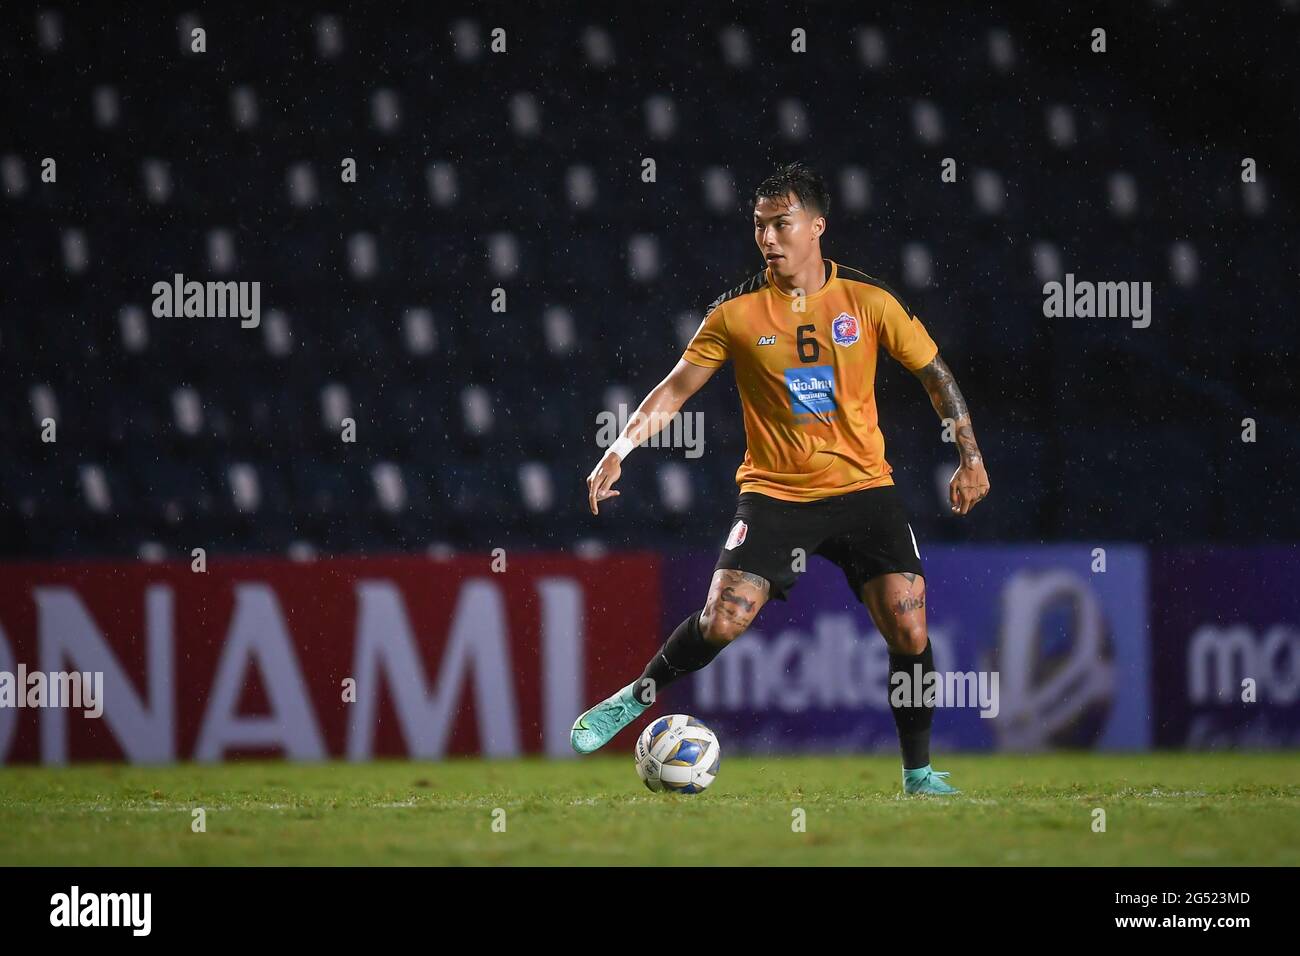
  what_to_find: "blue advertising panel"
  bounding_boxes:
[1150,546,1300,748]
[661,545,1151,753]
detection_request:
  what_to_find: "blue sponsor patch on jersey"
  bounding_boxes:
[785,366,836,417]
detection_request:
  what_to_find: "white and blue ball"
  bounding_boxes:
[634,714,721,794]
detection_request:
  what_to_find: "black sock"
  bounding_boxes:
[888,639,935,770]
[635,611,724,703]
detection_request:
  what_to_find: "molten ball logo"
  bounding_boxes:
[991,570,1115,749]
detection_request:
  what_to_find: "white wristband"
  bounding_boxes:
[609,436,636,460]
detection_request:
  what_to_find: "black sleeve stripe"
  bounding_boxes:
[836,264,919,318]
[705,269,769,315]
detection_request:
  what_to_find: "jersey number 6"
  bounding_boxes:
[797,324,821,363]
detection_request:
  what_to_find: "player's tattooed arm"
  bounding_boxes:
[912,353,991,515]
[914,354,979,461]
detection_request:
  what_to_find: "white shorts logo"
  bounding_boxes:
[725,520,748,550]
[908,523,920,560]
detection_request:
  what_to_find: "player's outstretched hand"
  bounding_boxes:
[586,450,622,515]
[949,459,990,516]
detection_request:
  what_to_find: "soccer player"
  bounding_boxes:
[573,163,990,795]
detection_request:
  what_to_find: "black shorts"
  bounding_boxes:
[713,485,924,602]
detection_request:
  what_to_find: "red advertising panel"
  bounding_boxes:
[0,554,661,764]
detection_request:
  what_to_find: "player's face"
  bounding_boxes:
[753,192,824,277]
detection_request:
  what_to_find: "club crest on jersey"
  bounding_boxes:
[831,312,860,347]
[725,519,748,550]
[756,334,777,346]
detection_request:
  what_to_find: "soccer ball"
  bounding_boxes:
[634,714,721,794]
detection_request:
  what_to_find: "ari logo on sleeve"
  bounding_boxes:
[785,366,837,419]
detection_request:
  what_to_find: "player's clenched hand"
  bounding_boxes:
[586,450,622,515]
[948,459,990,516]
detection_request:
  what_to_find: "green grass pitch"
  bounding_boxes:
[1,754,1297,866]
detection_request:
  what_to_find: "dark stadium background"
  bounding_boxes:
[1,2,1295,560]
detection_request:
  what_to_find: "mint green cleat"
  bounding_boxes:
[903,765,961,795]
[570,683,650,754]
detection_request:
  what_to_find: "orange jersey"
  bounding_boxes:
[683,259,939,502]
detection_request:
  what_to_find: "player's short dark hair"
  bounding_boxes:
[754,162,830,218]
